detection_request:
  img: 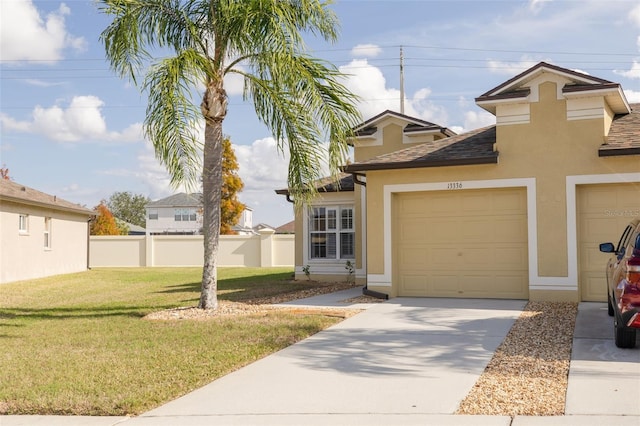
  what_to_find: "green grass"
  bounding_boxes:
[0,268,343,415]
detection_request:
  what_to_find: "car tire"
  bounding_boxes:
[614,315,637,349]
[607,294,614,317]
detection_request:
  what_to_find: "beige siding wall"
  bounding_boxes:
[1,201,90,284]
[89,233,294,267]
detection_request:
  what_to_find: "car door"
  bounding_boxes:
[610,223,640,301]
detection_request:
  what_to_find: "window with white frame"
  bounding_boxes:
[44,217,51,249]
[309,206,354,259]
[18,214,28,233]
[174,208,197,221]
[148,209,158,220]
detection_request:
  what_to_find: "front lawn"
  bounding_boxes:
[0,268,348,415]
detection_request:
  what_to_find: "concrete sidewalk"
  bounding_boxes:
[2,293,639,426]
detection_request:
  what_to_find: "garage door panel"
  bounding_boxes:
[578,183,640,302]
[395,188,528,299]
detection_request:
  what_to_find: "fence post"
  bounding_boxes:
[258,227,276,267]
[145,234,153,267]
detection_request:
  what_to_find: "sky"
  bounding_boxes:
[1,0,639,228]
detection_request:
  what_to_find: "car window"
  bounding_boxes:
[616,225,634,253]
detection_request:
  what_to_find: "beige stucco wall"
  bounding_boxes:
[1,201,90,284]
[364,81,639,300]
[89,234,294,268]
[354,118,446,163]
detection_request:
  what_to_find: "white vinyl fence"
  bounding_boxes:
[90,230,294,268]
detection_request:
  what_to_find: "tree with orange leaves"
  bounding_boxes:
[90,201,121,235]
[220,138,245,235]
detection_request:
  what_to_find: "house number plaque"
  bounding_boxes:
[447,182,463,189]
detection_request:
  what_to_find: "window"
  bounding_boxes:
[44,217,51,249]
[148,209,158,220]
[309,206,354,260]
[18,214,28,233]
[174,208,197,221]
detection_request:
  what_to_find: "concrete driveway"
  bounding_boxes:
[126,295,526,425]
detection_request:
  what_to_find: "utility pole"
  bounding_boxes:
[400,46,405,114]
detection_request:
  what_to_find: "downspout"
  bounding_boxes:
[86,216,93,270]
[351,172,388,300]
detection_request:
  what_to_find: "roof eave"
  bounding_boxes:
[0,195,95,216]
[343,154,499,173]
[599,147,640,157]
[563,85,631,115]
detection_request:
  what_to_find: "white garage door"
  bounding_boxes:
[577,183,640,302]
[394,187,529,299]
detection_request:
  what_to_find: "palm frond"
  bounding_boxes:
[143,50,206,189]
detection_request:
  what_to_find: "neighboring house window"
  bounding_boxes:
[19,214,28,233]
[44,217,51,249]
[174,208,197,221]
[148,209,158,220]
[309,206,355,259]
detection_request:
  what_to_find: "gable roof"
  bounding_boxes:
[343,126,498,172]
[0,180,94,216]
[600,103,640,157]
[351,110,456,141]
[476,62,630,115]
[147,193,202,208]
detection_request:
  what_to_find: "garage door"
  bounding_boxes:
[394,187,529,299]
[577,183,640,302]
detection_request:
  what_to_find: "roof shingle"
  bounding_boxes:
[0,180,94,215]
[343,126,498,172]
[600,103,640,157]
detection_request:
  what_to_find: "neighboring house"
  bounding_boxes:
[275,220,295,234]
[278,62,640,303]
[146,193,257,235]
[145,193,203,235]
[0,180,94,284]
[232,207,256,235]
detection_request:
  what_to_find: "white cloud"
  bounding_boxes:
[0,96,144,143]
[615,61,640,80]
[529,0,553,14]
[339,59,448,125]
[24,79,66,88]
[630,4,640,27]
[350,44,382,58]
[0,0,86,62]
[463,110,496,131]
[624,90,640,103]
[234,137,289,193]
[487,57,546,75]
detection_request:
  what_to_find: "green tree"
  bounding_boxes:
[220,137,244,235]
[91,202,122,235]
[99,0,360,310]
[107,191,150,228]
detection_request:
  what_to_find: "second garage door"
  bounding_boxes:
[394,187,529,299]
[577,183,640,302]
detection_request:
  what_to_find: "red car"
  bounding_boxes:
[599,219,640,348]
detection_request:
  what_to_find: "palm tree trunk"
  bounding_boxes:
[198,88,226,310]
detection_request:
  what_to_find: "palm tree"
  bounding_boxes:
[99,0,360,309]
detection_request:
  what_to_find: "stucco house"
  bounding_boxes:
[145,193,203,235]
[0,179,94,284]
[278,62,639,303]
